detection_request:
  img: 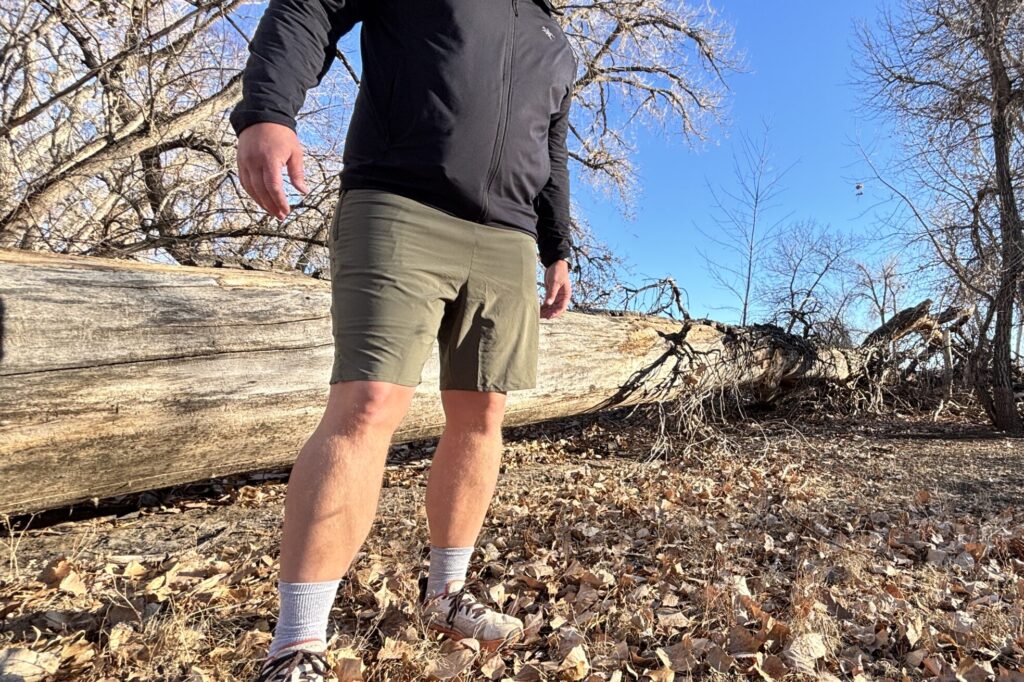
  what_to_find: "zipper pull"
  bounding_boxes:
[513,0,518,16]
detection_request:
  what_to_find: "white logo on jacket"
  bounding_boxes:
[541,26,554,40]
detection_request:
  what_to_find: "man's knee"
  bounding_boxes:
[441,389,507,435]
[324,380,415,435]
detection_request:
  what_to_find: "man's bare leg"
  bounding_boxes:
[425,389,507,548]
[267,380,415,656]
[279,380,416,581]
[418,389,523,649]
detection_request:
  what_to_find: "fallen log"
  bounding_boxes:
[0,249,956,514]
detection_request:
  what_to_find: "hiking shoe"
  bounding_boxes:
[255,641,330,682]
[418,576,524,651]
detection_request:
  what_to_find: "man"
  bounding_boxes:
[230,0,576,679]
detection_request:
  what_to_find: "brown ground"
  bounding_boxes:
[1,404,1022,681]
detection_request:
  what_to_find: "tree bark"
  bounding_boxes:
[980,0,1024,433]
[0,249,949,514]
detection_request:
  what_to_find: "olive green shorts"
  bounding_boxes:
[327,188,540,392]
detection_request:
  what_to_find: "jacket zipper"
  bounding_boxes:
[479,0,518,222]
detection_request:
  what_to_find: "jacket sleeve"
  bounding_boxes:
[534,85,574,269]
[229,0,363,136]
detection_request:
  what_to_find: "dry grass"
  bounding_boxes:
[1,405,1022,681]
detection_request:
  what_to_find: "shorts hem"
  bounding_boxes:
[439,380,537,393]
[329,369,421,388]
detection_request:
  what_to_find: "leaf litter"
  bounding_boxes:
[0,406,1022,680]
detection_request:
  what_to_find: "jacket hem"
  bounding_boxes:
[340,172,541,241]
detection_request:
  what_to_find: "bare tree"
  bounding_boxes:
[855,0,1024,431]
[697,123,792,325]
[760,219,859,345]
[855,256,906,329]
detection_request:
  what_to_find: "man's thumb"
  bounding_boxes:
[286,151,309,194]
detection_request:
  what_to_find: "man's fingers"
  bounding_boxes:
[541,279,571,318]
[240,156,273,216]
[552,281,570,313]
[238,163,254,206]
[261,163,289,218]
[554,281,571,311]
[251,166,277,217]
[286,150,309,195]
[239,162,271,216]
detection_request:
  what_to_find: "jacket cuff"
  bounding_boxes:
[539,241,572,269]
[229,108,298,137]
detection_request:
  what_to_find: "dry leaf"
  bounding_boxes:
[559,644,590,680]
[185,665,213,682]
[579,569,615,588]
[522,611,545,641]
[951,611,975,634]
[645,665,674,682]
[784,633,827,674]
[728,625,762,657]
[905,649,928,668]
[122,560,148,578]
[59,638,96,672]
[658,641,697,672]
[480,652,507,680]
[655,609,690,630]
[707,645,735,673]
[58,571,88,596]
[333,654,365,682]
[377,637,413,662]
[143,574,166,593]
[957,657,992,682]
[996,666,1024,681]
[905,618,924,647]
[754,653,789,680]
[4,407,1024,682]
[489,582,506,606]
[372,582,392,610]
[924,655,953,678]
[0,647,60,682]
[105,602,141,626]
[575,583,599,610]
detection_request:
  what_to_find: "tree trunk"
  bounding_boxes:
[0,249,948,514]
[980,0,1024,432]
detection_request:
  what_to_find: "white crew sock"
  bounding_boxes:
[267,579,341,658]
[426,546,474,598]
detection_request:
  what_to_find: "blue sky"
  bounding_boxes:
[575,1,898,321]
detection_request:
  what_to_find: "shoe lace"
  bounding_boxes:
[256,649,328,682]
[445,587,489,624]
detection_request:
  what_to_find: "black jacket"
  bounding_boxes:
[230,0,577,268]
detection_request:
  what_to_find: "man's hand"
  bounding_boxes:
[541,260,571,319]
[236,122,309,220]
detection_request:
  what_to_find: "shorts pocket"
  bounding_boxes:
[330,189,349,243]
